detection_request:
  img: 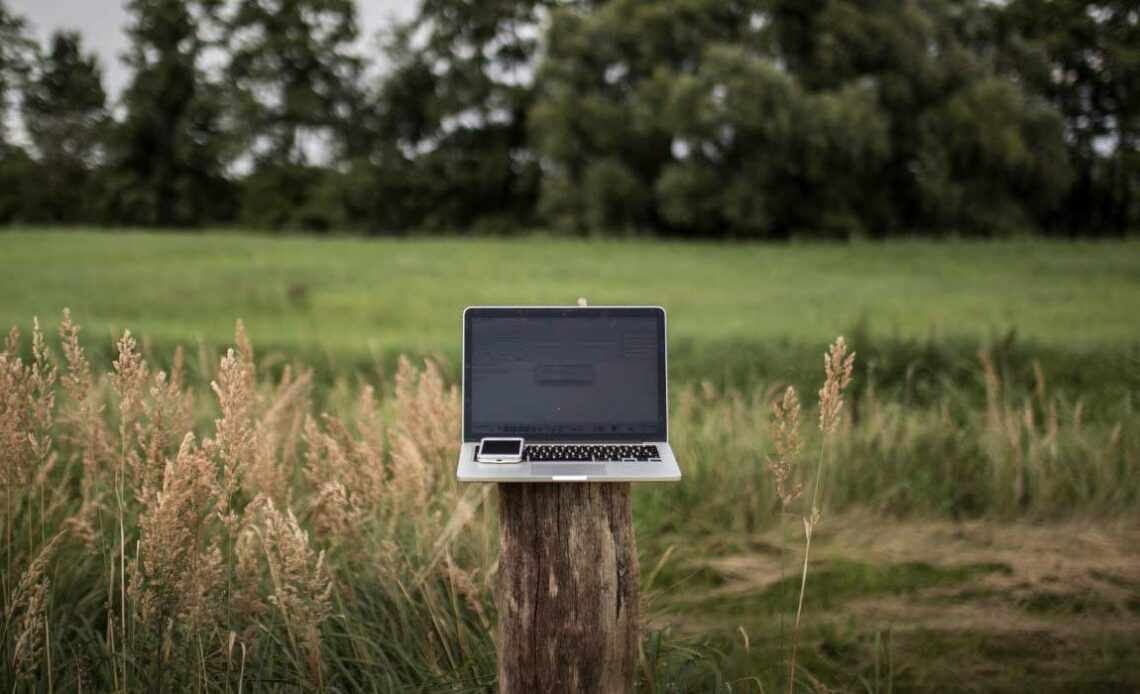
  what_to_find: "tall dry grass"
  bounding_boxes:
[0,312,1137,691]
[639,347,1139,545]
[1,312,496,691]
[779,337,855,693]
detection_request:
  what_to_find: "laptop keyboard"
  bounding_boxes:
[522,444,661,462]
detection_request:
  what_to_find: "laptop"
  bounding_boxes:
[456,306,682,482]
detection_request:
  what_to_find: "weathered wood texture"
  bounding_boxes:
[496,483,639,693]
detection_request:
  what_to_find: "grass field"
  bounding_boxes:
[2,229,1139,358]
[2,229,1139,691]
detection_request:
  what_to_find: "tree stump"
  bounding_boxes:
[496,483,639,693]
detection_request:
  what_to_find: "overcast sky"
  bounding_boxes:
[8,0,420,99]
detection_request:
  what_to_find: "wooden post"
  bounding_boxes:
[496,483,639,693]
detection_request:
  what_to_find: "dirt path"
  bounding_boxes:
[828,516,1140,632]
[652,516,1140,691]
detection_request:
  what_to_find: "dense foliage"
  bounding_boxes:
[0,0,1136,236]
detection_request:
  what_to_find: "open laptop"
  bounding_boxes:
[456,306,682,482]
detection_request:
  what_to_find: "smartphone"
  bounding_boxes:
[477,437,525,463]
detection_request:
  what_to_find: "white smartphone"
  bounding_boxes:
[477,437,525,463]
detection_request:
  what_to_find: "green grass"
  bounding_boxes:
[684,559,1012,617]
[2,229,1139,361]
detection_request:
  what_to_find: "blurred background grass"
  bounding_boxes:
[6,229,1139,420]
[4,230,1139,354]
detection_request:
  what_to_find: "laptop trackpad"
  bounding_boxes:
[536,464,605,478]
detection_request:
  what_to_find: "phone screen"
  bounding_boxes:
[481,439,523,455]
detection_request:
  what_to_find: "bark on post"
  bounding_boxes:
[496,482,639,693]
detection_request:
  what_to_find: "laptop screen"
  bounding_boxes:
[463,307,667,442]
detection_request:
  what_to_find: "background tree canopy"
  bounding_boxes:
[0,0,1135,237]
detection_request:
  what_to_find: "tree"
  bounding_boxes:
[222,0,362,230]
[531,0,896,237]
[357,0,551,232]
[0,0,33,145]
[108,0,233,227]
[226,0,361,166]
[914,75,1071,233]
[997,0,1140,233]
[655,45,891,238]
[22,31,109,222]
[0,0,38,223]
[755,0,1071,235]
[531,0,760,235]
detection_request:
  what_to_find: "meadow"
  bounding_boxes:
[3,230,1140,354]
[1,229,1139,691]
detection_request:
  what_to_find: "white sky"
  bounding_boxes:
[8,0,421,99]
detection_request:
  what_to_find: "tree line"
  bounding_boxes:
[0,0,1136,238]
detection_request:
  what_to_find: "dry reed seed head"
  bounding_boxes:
[389,430,433,515]
[55,312,113,494]
[323,410,385,503]
[130,432,224,634]
[310,480,357,539]
[12,577,48,681]
[111,329,148,403]
[261,365,313,434]
[246,367,313,502]
[766,386,805,507]
[212,348,259,528]
[301,414,323,481]
[31,317,57,390]
[5,324,18,356]
[255,499,334,686]
[58,309,90,403]
[134,370,192,504]
[818,336,856,435]
[1031,358,1048,407]
[978,349,1003,429]
[320,414,361,467]
[393,358,455,440]
[170,344,186,391]
[303,415,346,488]
[62,501,101,550]
[0,351,35,488]
[302,415,367,538]
[248,438,290,507]
[388,357,459,511]
[1108,421,1123,450]
[28,317,57,466]
[7,530,67,624]
[390,357,460,489]
[0,321,58,488]
[7,532,63,681]
[111,330,150,446]
[234,319,257,391]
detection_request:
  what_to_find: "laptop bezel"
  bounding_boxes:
[462,306,668,443]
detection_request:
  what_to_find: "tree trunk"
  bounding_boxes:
[496,483,639,693]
